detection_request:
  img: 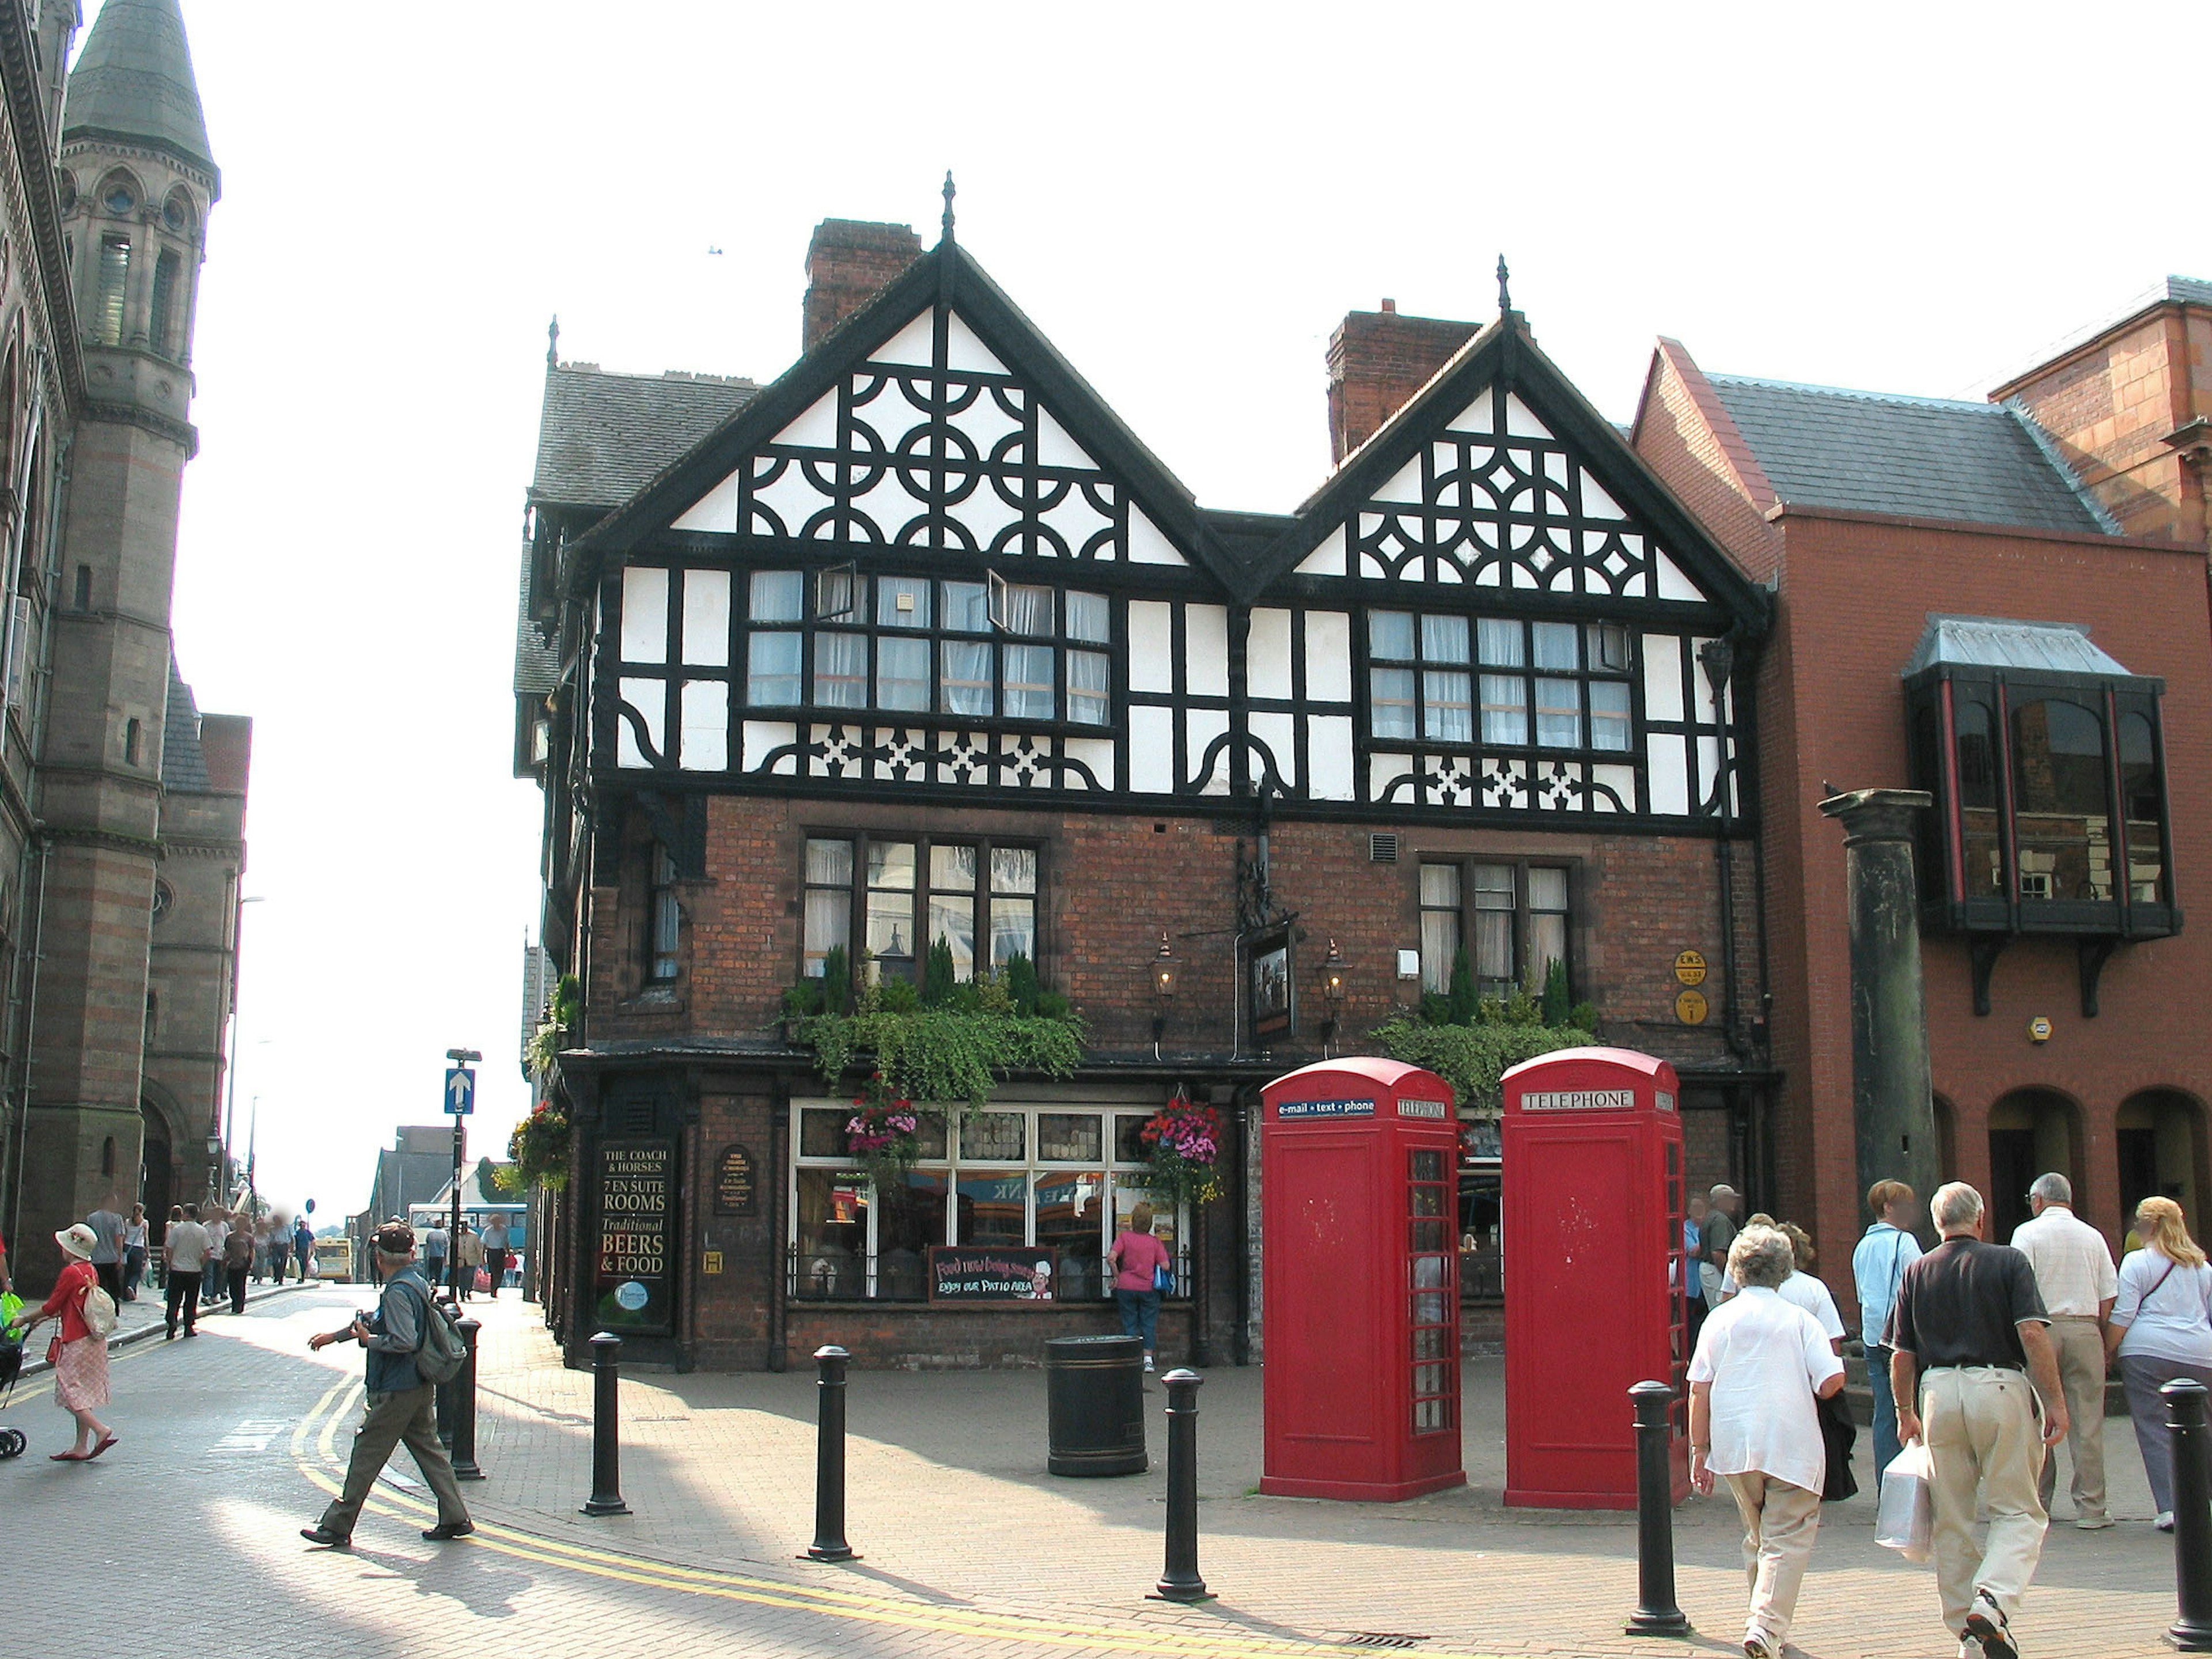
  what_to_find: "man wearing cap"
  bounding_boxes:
[1703,1185,1742,1309]
[299,1222,472,1548]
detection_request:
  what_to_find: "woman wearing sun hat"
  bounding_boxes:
[15,1222,117,1461]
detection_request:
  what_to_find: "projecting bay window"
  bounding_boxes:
[790,1102,1185,1303]
[1369,611,1632,753]
[743,569,1111,726]
[802,832,1039,983]
[1417,858,1572,997]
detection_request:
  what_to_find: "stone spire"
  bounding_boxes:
[63,0,218,192]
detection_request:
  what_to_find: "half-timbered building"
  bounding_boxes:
[518,211,1770,1370]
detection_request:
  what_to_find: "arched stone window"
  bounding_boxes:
[149,249,180,357]
[96,169,139,218]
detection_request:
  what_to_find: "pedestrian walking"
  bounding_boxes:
[482,1217,510,1296]
[293,1215,315,1281]
[1775,1222,1846,1355]
[1106,1202,1172,1371]
[267,1217,290,1286]
[251,1219,271,1283]
[222,1219,252,1314]
[84,1196,127,1306]
[1854,1180,1923,1489]
[1888,1181,2067,1659]
[298,1222,472,1548]
[121,1204,149,1301]
[201,1207,229,1305]
[14,1223,119,1462]
[1703,1184,1742,1309]
[163,1203,213,1339]
[454,1222,485,1301]
[2104,1195,2212,1532]
[1688,1224,1846,1659]
[2011,1172,2117,1529]
[1685,1195,1710,1344]
[419,1219,449,1296]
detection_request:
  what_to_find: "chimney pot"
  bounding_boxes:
[1380,298,1396,314]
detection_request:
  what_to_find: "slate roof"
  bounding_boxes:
[1705,376,2111,537]
[63,0,216,181]
[160,661,210,792]
[1906,615,2134,678]
[531,366,759,512]
[2168,276,2212,308]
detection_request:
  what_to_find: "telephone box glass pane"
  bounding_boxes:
[1413,1326,1449,1359]
[1410,1149,1444,1182]
[1411,1185,1443,1217]
[1410,1217,1445,1253]
[1412,1291,1446,1324]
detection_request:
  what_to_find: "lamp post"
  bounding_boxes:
[215,894,266,1203]
[445,1047,482,1301]
[1319,940,1347,1058]
[1150,932,1178,1061]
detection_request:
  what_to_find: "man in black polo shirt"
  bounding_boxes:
[1889,1181,2068,1659]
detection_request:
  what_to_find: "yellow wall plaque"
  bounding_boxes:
[1676,988,1709,1025]
[702,1250,724,1275]
[1673,950,1708,986]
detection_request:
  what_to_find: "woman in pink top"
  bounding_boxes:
[16,1222,117,1461]
[1107,1202,1173,1371]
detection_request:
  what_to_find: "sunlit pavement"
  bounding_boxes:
[1,1285,2187,1658]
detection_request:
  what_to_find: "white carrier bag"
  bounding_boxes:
[1874,1437,1934,1562]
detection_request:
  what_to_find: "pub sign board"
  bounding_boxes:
[926,1245,1059,1302]
[713,1143,757,1215]
[595,1139,675,1335]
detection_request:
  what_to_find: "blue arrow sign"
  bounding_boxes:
[444,1066,476,1117]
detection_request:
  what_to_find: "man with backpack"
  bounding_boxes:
[299,1221,472,1547]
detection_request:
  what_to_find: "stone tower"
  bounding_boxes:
[20,0,217,1279]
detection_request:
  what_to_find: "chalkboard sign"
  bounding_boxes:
[594,1139,674,1335]
[714,1143,757,1215]
[926,1245,1060,1302]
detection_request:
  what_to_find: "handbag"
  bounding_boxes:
[1875,1437,1934,1562]
[1816,1389,1859,1501]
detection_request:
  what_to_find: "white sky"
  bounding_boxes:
[132,0,2209,1221]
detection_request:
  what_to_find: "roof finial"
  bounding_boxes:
[547,313,560,369]
[1496,254,1512,316]
[941,171,957,243]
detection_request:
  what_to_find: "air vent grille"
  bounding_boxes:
[1369,833,1399,863]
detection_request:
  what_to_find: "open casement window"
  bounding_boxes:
[801,832,1039,983]
[789,1101,1186,1303]
[1416,858,1572,997]
[1904,616,2177,1012]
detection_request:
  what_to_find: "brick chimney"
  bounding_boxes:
[802,219,925,354]
[1327,300,1479,464]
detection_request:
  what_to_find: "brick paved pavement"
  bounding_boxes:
[2,1285,2191,1658]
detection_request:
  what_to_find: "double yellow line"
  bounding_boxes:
[290,1380,1506,1659]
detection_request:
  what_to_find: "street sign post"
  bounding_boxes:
[444,1067,476,1116]
[444,1048,483,1300]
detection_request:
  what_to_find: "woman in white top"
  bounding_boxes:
[2106,1196,2212,1529]
[121,1204,149,1301]
[1775,1222,1846,1355]
[1689,1225,1847,1659]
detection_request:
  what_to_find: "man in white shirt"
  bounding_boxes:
[2010,1172,2117,1529]
[162,1203,214,1339]
[1690,1224,1847,1659]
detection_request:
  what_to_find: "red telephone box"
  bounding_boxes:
[1501,1047,1689,1510]
[1259,1057,1465,1502]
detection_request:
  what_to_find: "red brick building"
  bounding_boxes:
[1633,301,2211,1298]
[514,220,1771,1370]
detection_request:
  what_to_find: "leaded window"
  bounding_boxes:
[1417,858,1573,996]
[645,842,680,981]
[1369,611,1631,753]
[802,832,1039,983]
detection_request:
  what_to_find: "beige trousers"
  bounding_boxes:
[1923,1366,2048,1635]
[2036,1316,2108,1519]
[1722,1471,1821,1648]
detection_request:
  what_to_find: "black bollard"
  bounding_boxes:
[580,1331,630,1516]
[1150,1368,1213,1603]
[450,1316,484,1480]
[806,1344,858,1562]
[2165,1378,2212,1651]
[1626,1380,1691,1637]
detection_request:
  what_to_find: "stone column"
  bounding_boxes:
[1818,789,1942,1224]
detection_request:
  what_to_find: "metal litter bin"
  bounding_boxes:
[1044,1332,1147,1476]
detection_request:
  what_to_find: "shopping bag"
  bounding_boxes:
[1874,1437,1934,1562]
[0,1290,21,1334]
[475,1269,493,1292]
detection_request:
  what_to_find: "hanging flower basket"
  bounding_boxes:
[1134,1090,1224,1208]
[845,1075,921,1192]
[507,1099,572,1190]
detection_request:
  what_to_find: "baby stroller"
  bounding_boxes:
[0,1317,24,1459]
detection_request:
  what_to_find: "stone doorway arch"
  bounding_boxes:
[2116,1089,2209,1237]
[1987,1087,2084,1240]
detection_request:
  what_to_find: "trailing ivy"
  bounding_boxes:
[1368,1017,1596,1112]
[800,1003,1086,1110]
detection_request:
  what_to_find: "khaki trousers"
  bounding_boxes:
[2036,1316,2108,1520]
[317,1382,469,1538]
[1722,1471,1821,1648]
[1923,1366,2048,1635]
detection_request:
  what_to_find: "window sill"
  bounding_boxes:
[619,986,687,1016]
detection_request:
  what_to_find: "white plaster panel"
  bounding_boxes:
[1128,506,1187,566]
[1373,454,1423,505]
[1642,634,1683,722]
[620,567,668,662]
[1036,408,1090,469]
[1250,711,1297,792]
[742,719,798,775]
[776,390,841,450]
[671,471,740,533]
[1647,734,1690,816]
[1184,707,1232,794]
[679,681,728,771]
[949,385,1021,456]
[945,312,1007,375]
[873,313,934,367]
[1127,601,1175,693]
[1308,715,1355,801]
[1579,469,1626,520]
[1305,612,1352,703]
[1248,608,1294,701]
[618,678,663,766]
[751,460,831,538]
[1592,763,1637,812]
[1184,605,1230,698]
[1369,752,1412,802]
[1039,483,1109,555]
[1129,706,1174,794]
[1503,392,1552,438]
[1063,737,1114,789]
[1448,390,1495,434]
[681,570,730,666]
[1656,551,1701,602]
[945,480,1023,550]
[1294,525,1346,576]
